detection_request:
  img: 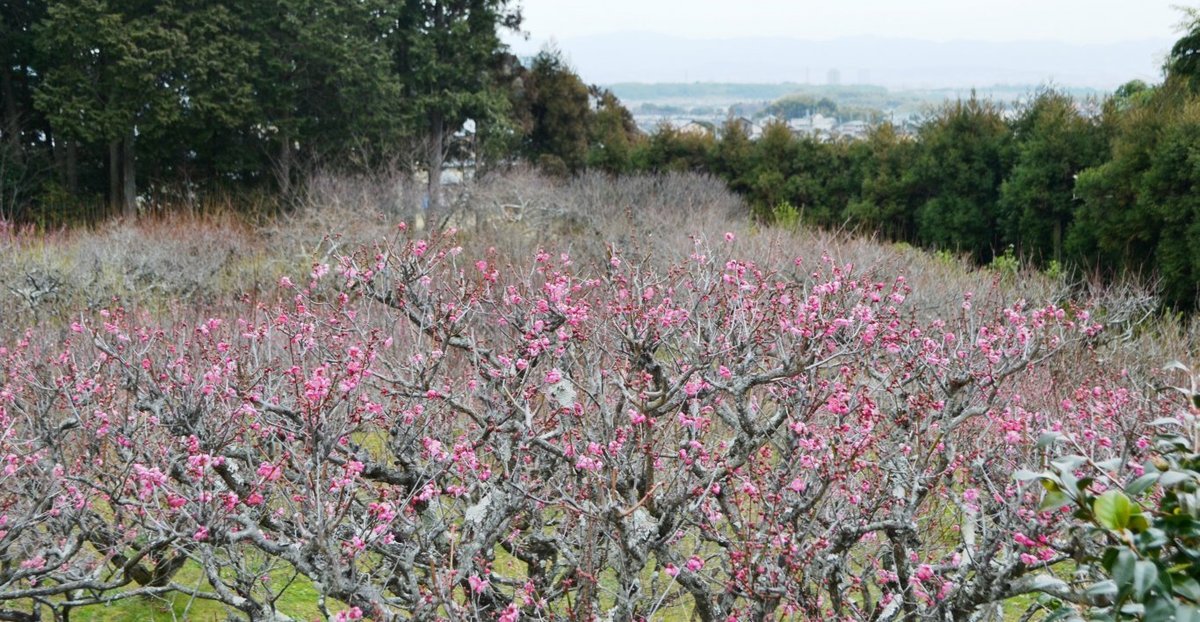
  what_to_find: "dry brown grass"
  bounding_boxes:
[0,168,1192,375]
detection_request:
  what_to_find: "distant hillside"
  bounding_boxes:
[509,33,1172,89]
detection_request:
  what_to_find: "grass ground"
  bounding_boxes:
[63,563,327,622]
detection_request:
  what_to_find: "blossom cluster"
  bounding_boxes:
[0,228,1168,621]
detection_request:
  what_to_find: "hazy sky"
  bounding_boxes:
[508,0,1184,45]
[504,1,1186,87]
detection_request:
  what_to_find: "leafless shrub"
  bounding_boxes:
[1,167,1194,376]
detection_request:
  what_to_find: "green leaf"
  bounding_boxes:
[1173,575,1200,601]
[1126,473,1160,496]
[1094,490,1133,530]
[1118,603,1146,616]
[1037,431,1065,448]
[1042,607,1081,622]
[1040,490,1071,512]
[1176,603,1200,622]
[1160,470,1194,487]
[1110,549,1136,591]
[1133,560,1159,599]
[1144,597,1175,620]
[1128,512,1151,534]
[1052,454,1087,472]
[1085,579,1119,599]
[1136,527,1168,551]
[1014,469,1047,482]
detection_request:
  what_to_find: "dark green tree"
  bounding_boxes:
[34,0,187,216]
[33,0,265,216]
[711,117,755,195]
[587,87,639,174]
[1167,7,1200,90]
[521,47,590,174]
[0,0,43,162]
[238,0,401,194]
[0,0,48,218]
[766,95,824,120]
[910,96,1012,261]
[1068,82,1200,308]
[632,124,715,175]
[388,0,521,208]
[785,137,860,228]
[743,120,797,216]
[998,89,1106,265]
[1141,106,1200,307]
[844,123,919,240]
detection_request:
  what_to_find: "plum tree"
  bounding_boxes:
[0,226,1172,621]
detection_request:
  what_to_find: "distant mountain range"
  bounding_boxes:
[508,33,1174,90]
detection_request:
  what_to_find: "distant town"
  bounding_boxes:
[614,81,1108,140]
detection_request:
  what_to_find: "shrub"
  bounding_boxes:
[1021,362,1200,621]
[771,200,802,230]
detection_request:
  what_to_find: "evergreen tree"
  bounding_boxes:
[522,47,590,174]
[845,123,919,240]
[388,0,521,209]
[999,89,1106,265]
[239,0,401,193]
[910,96,1012,261]
[587,87,639,174]
[34,0,185,216]
[711,118,754,195]
[0,0,47,218]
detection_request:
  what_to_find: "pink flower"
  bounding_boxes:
[724,231,735,242]
[257,462,282,482]
[468,575,489,594]
[664,564,680,577]
[574,456,602,472]
[498,604,520,622]
[304,367,332,403]
[193,526,210,541]
[279,276,293,289]
[686,555,704,572]
[544,369,562,384]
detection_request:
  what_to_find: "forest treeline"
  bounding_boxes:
[0,0,638,220]
[632,78,1200,308]
[6,2,1200,307]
